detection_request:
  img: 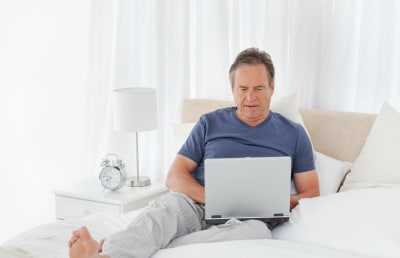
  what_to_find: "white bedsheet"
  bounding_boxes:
[1,235,364,258]
[273,188,400,257]
[3,188,399,258]
[2,210,140,258]
[153,239,365,258]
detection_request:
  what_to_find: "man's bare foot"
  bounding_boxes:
[68,226,109,258]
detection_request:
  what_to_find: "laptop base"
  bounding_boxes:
[205,216,289,225]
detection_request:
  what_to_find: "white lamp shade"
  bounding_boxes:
[113,88,158,132]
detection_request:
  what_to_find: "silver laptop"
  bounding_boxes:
[205,156,291,224]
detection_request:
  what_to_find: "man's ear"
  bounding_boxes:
[270,83,275,96]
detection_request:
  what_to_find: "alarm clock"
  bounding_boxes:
[99,154,127,190]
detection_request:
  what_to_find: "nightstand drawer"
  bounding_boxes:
[53,179,169,220]
[55,196,120,220]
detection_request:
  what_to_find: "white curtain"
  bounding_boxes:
[86,0,400,184]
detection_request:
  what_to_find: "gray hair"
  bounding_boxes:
[229,47,275,87]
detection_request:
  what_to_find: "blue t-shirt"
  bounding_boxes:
[178,107,315,186]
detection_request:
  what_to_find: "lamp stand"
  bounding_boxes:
[126,132,151,187]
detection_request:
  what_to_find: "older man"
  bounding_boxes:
[69,47,319,258]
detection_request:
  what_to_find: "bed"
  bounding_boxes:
[2,93,400,258]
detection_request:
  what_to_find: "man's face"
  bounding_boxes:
[232,64,274,126]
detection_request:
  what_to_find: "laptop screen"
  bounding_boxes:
[204,156,291,224]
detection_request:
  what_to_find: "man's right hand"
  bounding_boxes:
[165,154,205,203]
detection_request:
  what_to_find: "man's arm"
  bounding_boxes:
[290,170,319,209]
[165,154,205,204]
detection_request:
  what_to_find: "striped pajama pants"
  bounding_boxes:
[102,192,271,258]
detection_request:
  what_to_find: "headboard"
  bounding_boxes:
[181,99,377,163]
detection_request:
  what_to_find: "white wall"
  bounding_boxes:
[0,0,90,243]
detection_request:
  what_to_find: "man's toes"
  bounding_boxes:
[79,226,92,240]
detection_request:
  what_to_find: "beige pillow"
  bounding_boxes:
[173,91,309,154]
[340,103,400,191]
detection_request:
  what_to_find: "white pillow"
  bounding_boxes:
[270,91,301,122]
[270,91,309,134]
[340,102,400,191]
[315,152,352,195]
[291,152,352,195]
[272,188,400,257]
[172,123,196,154]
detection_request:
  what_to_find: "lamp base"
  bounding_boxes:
[126,176,151,187]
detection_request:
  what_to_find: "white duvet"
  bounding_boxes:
[3,188,400,258]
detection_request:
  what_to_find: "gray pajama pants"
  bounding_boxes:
[102,192,271,258]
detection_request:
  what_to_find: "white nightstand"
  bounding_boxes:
[53,177,169,220]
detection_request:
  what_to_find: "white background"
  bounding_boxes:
[0,0,90,243]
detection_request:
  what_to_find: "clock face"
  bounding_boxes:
[100,167,122,190]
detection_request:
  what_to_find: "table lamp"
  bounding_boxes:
[113,87,157,187]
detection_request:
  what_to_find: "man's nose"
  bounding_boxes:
[245,89,256,101]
